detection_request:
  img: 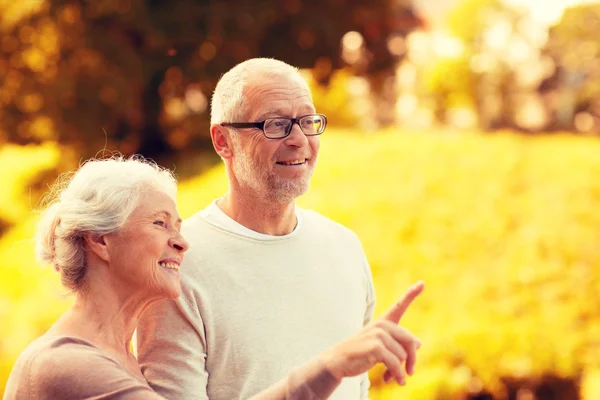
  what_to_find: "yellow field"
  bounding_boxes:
[1,129,600,398]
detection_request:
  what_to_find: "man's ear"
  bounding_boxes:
[84,233,110,263]
[211,124,233,159]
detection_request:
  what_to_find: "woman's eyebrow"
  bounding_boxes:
[153,211,182,224]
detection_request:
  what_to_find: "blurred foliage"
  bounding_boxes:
[416,0,535,130]
[0,145,54,230]
[3,1,600,398]
[303,68,377,129]
[4,0,600,153]
[402,0,600,134]
[542,3,600,131]
[0,0,420,161]
[446,0,506,44]
[2,129,600,399]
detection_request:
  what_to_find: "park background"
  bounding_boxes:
[1,0,600,398]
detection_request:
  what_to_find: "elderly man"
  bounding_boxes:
[136,58,420,399]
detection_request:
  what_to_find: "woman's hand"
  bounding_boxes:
[318,281,424,386]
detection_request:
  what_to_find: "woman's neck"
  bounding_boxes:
[49,278,156,367]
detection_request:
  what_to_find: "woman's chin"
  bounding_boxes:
[157,266,181,298]
[166,285,181,299]
[147,278,181,301]
[163,280,182,299]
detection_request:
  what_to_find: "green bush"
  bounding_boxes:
[2,129,600,398]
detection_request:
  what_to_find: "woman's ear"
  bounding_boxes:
[211,124,233,159]
[84,234,110,263]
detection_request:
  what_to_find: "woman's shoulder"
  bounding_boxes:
[4,335,154,400]
[28,333,105,351]
[17,334,117,372]
[4,335,116,398]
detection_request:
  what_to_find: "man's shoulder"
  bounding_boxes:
[181,210,208,231]
[301,208,360,241]
[180,209,226,242]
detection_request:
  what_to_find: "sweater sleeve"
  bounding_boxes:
[360,249,376,399]
[136,294,209,400]
[250,356,341,400]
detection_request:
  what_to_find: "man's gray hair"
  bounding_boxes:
[35,155,178,291]
[210,58,311,125]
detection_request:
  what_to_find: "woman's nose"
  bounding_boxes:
[170,233,189,253]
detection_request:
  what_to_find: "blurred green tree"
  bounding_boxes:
[0,0,421,164]
[444,0,529,130]
[540,3,600,133]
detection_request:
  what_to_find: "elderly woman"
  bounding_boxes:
[3,156,423,400]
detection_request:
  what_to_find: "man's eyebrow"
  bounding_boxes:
[255,110,282,120]
[256,108,315,120]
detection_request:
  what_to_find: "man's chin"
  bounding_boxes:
[269,180,310,202]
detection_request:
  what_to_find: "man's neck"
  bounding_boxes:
[217,191,297,236]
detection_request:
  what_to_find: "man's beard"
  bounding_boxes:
[231,140,314,203]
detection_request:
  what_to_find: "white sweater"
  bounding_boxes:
[137,202,376,400]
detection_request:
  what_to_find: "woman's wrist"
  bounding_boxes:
[316,348,345,382]
[250,353,342,400]
[291,354,343,398]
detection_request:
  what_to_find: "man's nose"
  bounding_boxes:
[283,122,309,147]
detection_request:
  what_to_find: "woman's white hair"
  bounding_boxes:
[35,155,177,291]
[210,58,311,125]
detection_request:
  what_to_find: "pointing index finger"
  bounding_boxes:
[381,281,425,324]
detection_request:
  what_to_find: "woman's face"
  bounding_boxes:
[104,187,189,300]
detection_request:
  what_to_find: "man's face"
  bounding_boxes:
[229,74,320,202]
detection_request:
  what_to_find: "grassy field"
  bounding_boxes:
[1,129,600,398]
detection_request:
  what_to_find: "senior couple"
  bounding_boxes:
[4,58,424,400]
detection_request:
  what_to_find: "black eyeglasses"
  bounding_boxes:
[221,113,327,139]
